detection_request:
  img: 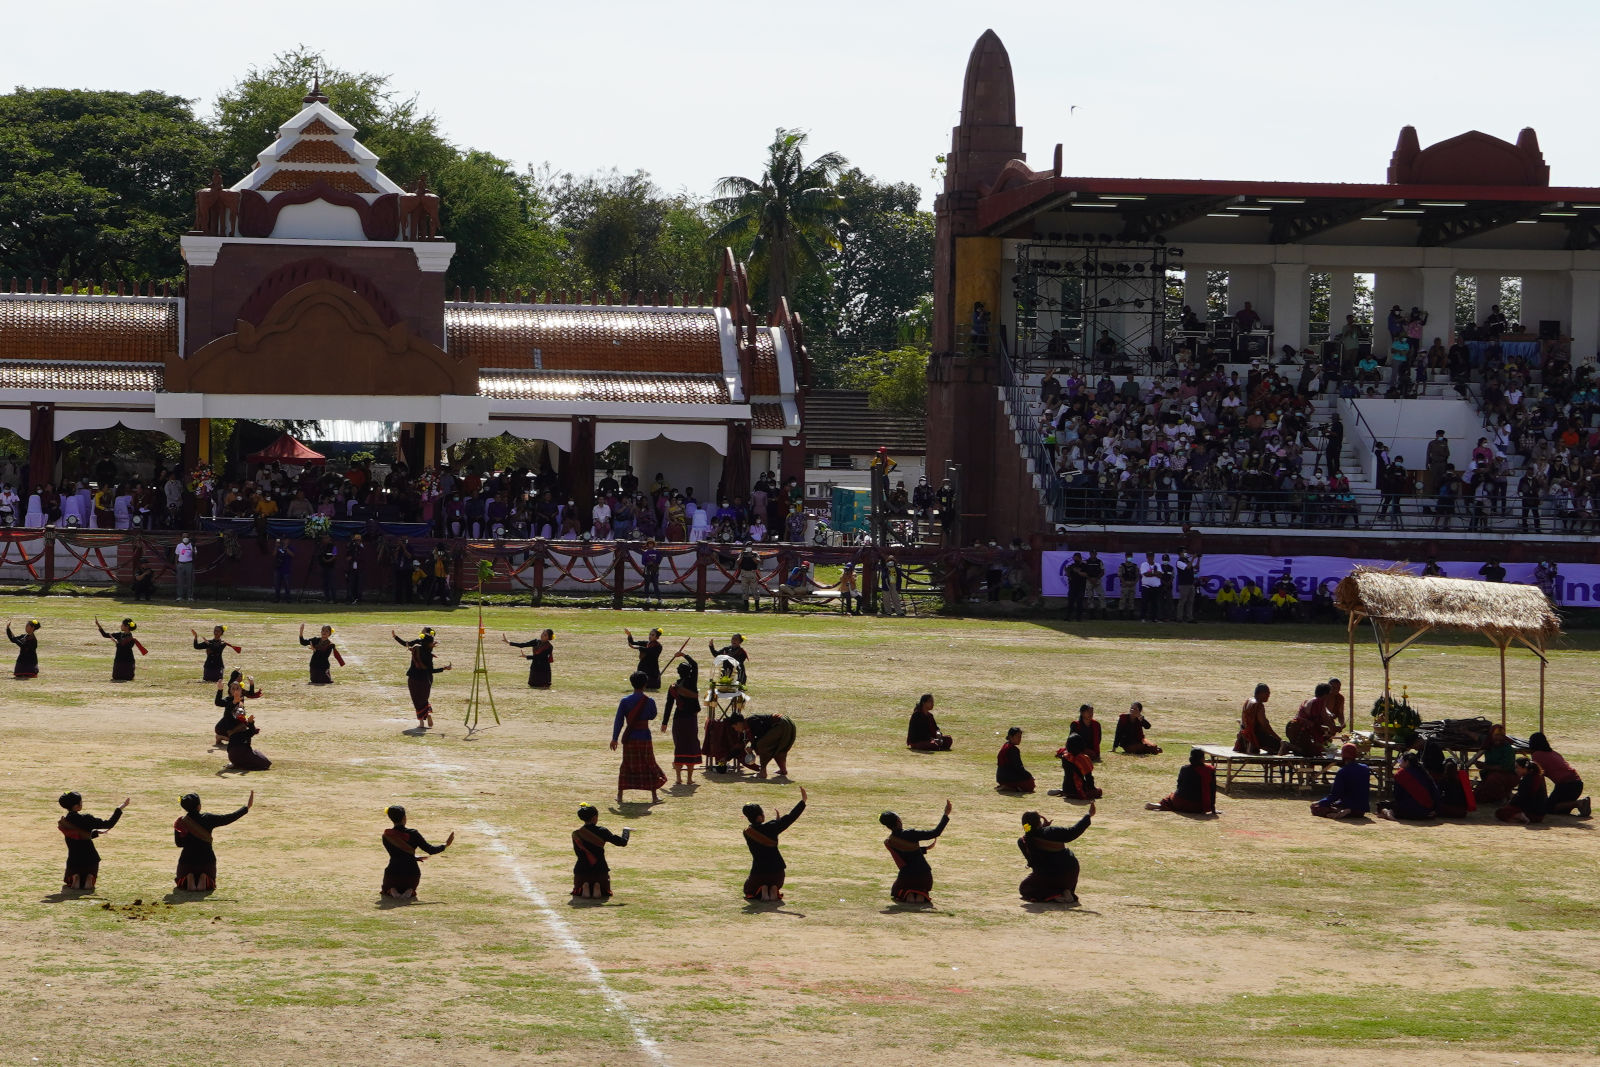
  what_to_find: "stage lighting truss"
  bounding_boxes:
[1012,241,1178,370]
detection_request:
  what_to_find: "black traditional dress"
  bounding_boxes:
[1017,812,1092,902]
[173,805,249,890]
[59,807,121,888]
[627,635,663,690]
[99,624,139,682]
[661,668,703,767]
[300,634,341,684]
[885,811,950,902]
[571,822,629,897]
[395,635,446,720]
[743,799,805,899]
[381,826,447,897]
[7,625,38,678]
[215,691,271,771]
[508,636,554,688]
[194,636,230,682]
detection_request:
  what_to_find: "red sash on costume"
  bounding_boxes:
[1457,769,1478,813]
[133,638,148,656]
[624,693,650,733]
[175,814,212,844]
[1394,767,1434,809]
[383,827,413,854]
[229,644,242,653]
[572,826,605,865]
[743,825,778,848]
[331,645,345,667]
[58,817,92,841]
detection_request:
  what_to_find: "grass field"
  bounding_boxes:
[2,596,1598,1066]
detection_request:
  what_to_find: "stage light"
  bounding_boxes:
[1098,298,1111,307]
[1134,299,1146,309]
[1117,263,1132,274]
[1133,263,1146,272]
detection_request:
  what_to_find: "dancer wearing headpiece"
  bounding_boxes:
[299,623,344,685]
[381,805,453,900]
[708,633,748,685]
[624,627,663,690]
[7,618,40,678]
[57,791,127,891]
[173,790,252,891]
[881,800,951,904]
[192,624,240,683]
[213,669,263,746]
[742,786,807,901]
[660,655,703,785]
[611,671,667,802]
[571,803,630,899]
[96,616,145,682]
[1017,803,1094,904]
[215,676,271,771]
[1147,748,1217,814]
[906,693,953,751]
[394,627,452,729]
[505,628,555,689]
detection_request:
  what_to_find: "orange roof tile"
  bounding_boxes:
[752,402,786,429]
[480,371,729,404]
[0,361,161,392]
[0,297,178,363]
[259,169,379,193]
[750,331,781,395]
[447,307,725,375]
[300,117,338,136]
[278,139,361,165]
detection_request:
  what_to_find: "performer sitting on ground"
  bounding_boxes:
[1146,748,1217,814]
[906,693,953,751]
[57,790,127,891]
[996,727,1035,793]
[1434,755,1476,817]
[215,677,271,771]
[213,669,262,747]
[742,786,807,901]
[1527,732,1591,818]
[1068,704,1102,762]
[708,633,749,685]
[1497,756,1548,824]
[1234,683,1281,754]
[1285,683,1338,758]
[1017,803,1095,905]
[381,805,453,901]
[505,628,554,689]
[1474,723,1519,805]
[1113,701,1162,754]
[1311,744,1371,818]
[192,625,239,683]
[96,617,144,682]
[1379,752,1441,820]
[728,710,796,779]
[881,800,952,905]
[393,627,452,730]
[660,656,703,786]
[624,627,664,690]
[611,671,668,803]
[173,790,252,892]
[8,618,40,679]
[299,623,343,685]
[1053,732,1103,800]
[571,802,630,900]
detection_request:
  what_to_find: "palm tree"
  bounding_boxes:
[712,128,847,313]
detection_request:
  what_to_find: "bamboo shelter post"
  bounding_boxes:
[1497,640,1507,729]
[1347,613,1358,714]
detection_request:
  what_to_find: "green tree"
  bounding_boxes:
[435,151,559,291]
[840,344,929,415]
[0,88,215,281]
[712,128,847,314]
[534,169,718,296]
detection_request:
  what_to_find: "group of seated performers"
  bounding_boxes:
[995,703,1165,798]
[1235,679,1347,757]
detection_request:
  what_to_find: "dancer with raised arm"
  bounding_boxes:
[393,627,452,729]
[192,624,240,683]
[1017,802,1095,905]
[881,800,952,904]
[7,618,39,679]
[381,805,453,900]
[299,624,344,685]
[742,787,807,902]
[504,628,555,689]
[625,627,664,690]
[96,617,145,682]
[173,790,253,891]
[57,791,128,891]
[660,655,703,786]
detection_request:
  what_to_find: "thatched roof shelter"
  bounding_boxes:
[1335,566,1560,730]
[1334,567,1560,643]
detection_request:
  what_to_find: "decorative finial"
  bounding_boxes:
[303,71,328,105]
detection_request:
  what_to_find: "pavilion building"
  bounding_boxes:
[930,29,1600,542]
[0,86,807,520]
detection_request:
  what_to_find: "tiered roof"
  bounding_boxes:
[230,100,402,199]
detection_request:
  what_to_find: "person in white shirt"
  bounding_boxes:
[174,534,197,602]
[591,500,613,539]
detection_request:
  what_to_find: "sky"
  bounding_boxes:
[10,0,1600,206]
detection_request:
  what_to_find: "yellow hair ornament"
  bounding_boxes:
[219,625,227,633]
[1022,823,1034,833]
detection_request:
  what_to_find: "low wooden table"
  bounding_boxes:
[1197,744,1339,792]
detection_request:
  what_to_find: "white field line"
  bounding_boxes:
[341,651,668,1066]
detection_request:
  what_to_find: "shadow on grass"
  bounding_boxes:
[609,800,659,817]
[741,900,806,917]
[40,890,96,903]
[1020,901,1100,915]
[667,782,701,796]
[374,895,444,909]
[880,901,943,915]
[568,898,627,908]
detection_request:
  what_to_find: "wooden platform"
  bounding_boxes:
[1197,744,1339,792]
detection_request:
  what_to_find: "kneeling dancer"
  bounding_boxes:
[742,786,807,901]
[572,803,630,899]
[1017,803,1095,904]
[381,805,453,900]
[1147,748,1217,813]
[299,623,344,684]
[192,625,240,683]
[1053,732,1102,799]
[215,677,271,771]
[173,790,252,891]
[612,671,668,802]
[57,791,128,891]
[882,800,952,904]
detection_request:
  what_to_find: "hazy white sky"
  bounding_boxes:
[11,0,1600,205]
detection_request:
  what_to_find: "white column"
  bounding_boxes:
[1570,270,1600,365]
[1271,263,1309,353]
[1419,267,1454,347]
[1329,271,1354,328]
[1474,272,1500,325]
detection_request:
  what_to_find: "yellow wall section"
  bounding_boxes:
[954,237,1003,339]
